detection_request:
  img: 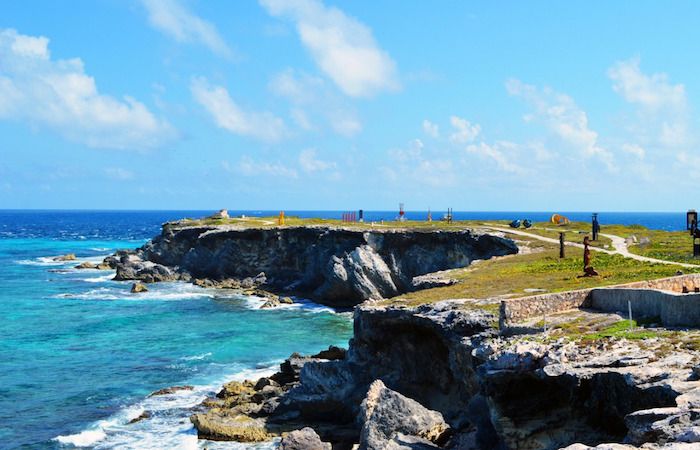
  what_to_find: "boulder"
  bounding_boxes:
[53,254,76,261]
[114,260,177,283]
[74,262,97,269]
[131,282,148,293]
[190,411,269,442]
[358,380,449,450]
[279,427,331,450]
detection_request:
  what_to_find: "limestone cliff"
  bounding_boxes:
[129,224,518,306]
[192,302,700,449]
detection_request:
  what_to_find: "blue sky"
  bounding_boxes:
[1,1,700,211]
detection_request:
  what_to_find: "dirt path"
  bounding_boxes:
[483,225,700,268]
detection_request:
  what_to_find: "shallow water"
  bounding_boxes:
[0,212,352,449]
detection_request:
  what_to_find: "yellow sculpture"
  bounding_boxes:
[550,213,570,225]
[278,211,285,225]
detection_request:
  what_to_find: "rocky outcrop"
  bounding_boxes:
[190,302,700,449]
[359,380,450,450]
[127,224,517,306]
[131,282,148,293]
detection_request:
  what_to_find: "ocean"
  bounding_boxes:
[0,210,687,450]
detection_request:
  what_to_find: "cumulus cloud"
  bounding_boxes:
[609,58,690,151]
[191,77,287,142]
[260,0,399,97]
[141,0,232,57]
[608,57,686,111]
[506,78,616,172]
[422,119,439,138]
[298,148,336,172]
[466,141,524,174]
[0,28,176,150]
[449,116,481,144]
[269,68,361,136]
[224,158,298,178]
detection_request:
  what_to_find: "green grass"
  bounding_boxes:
[603,224,699,264]
[581,320,658,340]
[384,246,700,308]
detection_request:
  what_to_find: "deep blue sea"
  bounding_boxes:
[0,210,687,450]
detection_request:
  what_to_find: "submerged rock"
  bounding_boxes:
[130,282,148,293]
[148,385,193,396]
[53,253,76,261]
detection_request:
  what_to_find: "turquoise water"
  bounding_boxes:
[0,212,353,449]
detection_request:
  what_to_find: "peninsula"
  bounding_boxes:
[102,215,700,449]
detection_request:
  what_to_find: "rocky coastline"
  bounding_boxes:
[106,223,519,307]
[78,221,700,448]
[186,301,700,449]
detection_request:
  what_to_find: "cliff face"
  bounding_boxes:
[137,225,518,306]
[254,303,700,449]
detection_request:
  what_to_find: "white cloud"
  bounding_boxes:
[224,158,298,178]
[466,141,523,174]
[449,116,480,144]
[141,0,232,57]
[622,143,646,159]
[506,78,616,172]
[104,167,135,180]
[0,29,175,149]
[191,77,287,142]
[608,57,685,111]
[269,68,361,136]
[299,148,336,172]
[260,0,399,97]
[422,119,439,138]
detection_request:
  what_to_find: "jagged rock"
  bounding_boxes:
[100,255,119,269]
[279,296,294,304]
[53,253,76,261]
[131,282,148,293]
[279,427,331,450]
[358,380,449,450]
[96,263,112,270]
[625,407,700,445]
[315,246,399,305]
[74,261,97,269]
[148,385,193,396]
[311,346,347,361]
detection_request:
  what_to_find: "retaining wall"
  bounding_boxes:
[588,288,700,328]
[499,273,700,329]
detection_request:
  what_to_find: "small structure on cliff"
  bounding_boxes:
[209,209,229,219]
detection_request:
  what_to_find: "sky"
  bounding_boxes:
[1,1,700,211]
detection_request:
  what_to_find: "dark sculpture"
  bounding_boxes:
[582,236,598,277]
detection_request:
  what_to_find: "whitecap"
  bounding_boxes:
[54,428,107,447]
[56,364,280,450]
[180,352,212,361]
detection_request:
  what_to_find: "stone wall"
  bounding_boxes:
[588,288,700,327]
[499,273,700,328]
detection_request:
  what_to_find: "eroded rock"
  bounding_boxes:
[359,380,449,450]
